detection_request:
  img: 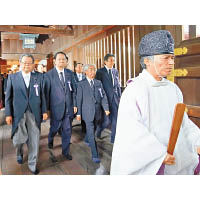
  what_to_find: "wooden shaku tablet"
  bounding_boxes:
[167,103,186,155]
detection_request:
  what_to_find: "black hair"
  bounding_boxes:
[75,62,83,67]
[104,53,115,61]
[53,52,68,60]
[20,54,35,63]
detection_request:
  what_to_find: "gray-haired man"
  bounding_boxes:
[76,64,110,163]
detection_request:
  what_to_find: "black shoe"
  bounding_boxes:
[48,142,53,149]
[17,155,23,164]
[63,154,73,160]
[30,169,40,175]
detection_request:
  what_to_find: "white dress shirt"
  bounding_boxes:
[55,67,65,82]
[21,71,31,88]
[86,77,94,86]
[105,65,114,86]
[76,73,83,81]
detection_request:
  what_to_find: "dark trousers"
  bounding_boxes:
[81,119,86,133]
[84,119,101,159]
[96,99,118,143]
[48,114,72,155]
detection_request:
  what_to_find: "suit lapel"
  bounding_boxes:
[102,67,110,81]
[29,72,37,99]
[64,69,68,85]
[85,79,95,101]
[112,69,116,86]
[18,71,28,99]
[64,69,70,93]
[103,66,114,86]
[53,68,64,91]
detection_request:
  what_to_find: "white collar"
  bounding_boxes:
[21,71,31,77]
[105,65,113,71]
[55,66,65,74]
[86,77,94,83]
[140,69,168,87]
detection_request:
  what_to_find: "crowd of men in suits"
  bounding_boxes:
[4,52,121,174]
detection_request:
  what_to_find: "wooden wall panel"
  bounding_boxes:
[176,78,200,106]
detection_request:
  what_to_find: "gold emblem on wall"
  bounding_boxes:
[167,68,188,82]
[174,47,188,56]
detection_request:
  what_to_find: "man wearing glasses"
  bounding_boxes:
[5,54,48,175]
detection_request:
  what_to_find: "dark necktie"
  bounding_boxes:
[60,72,65,88]
[108,69,113,85]
[90,80,95,96]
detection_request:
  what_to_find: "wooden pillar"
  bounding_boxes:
[120,29,125,87]
[189,25,196,39]
[133,25,141,77]
[116,31,121,79]
[129,26,135,78]
[125,27,130,81]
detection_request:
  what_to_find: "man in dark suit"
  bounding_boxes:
[44,52,77,160]
[96,53,121,143]
[76,64,109,163]
[73,62,86,83]
[5,54,48,174]
[73,62,86,133]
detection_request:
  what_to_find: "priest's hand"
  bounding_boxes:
[6,116,12,125]
[43,113,48,120]
[76,115,81,121]
[197,147,200,154]
[74,107,78,114]
[105,110,110,116]
[163,153,175,165]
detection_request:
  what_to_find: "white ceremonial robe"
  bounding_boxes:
[110,69,200,175]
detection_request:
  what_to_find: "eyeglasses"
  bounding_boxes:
[21,62,33,65]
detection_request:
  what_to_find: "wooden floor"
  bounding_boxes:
[0,119,113,175]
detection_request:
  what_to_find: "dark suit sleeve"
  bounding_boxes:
[5,75,13,117]
[116,69,121,97]
[76,82,82,116]
[73,72,78,84]
[100,82,109,111]
[43,73,51,111]
[95,69,102,81]
[40,74,47,114]
[71,72,77,107]
[3,77,8,94]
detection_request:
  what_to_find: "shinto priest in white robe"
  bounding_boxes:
[110,69,200,175]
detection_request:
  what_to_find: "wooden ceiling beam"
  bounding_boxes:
[0,25,74,36]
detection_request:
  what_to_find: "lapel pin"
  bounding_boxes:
[98,88,103,98]
[68,81,72,91]
[34,84,39,96]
